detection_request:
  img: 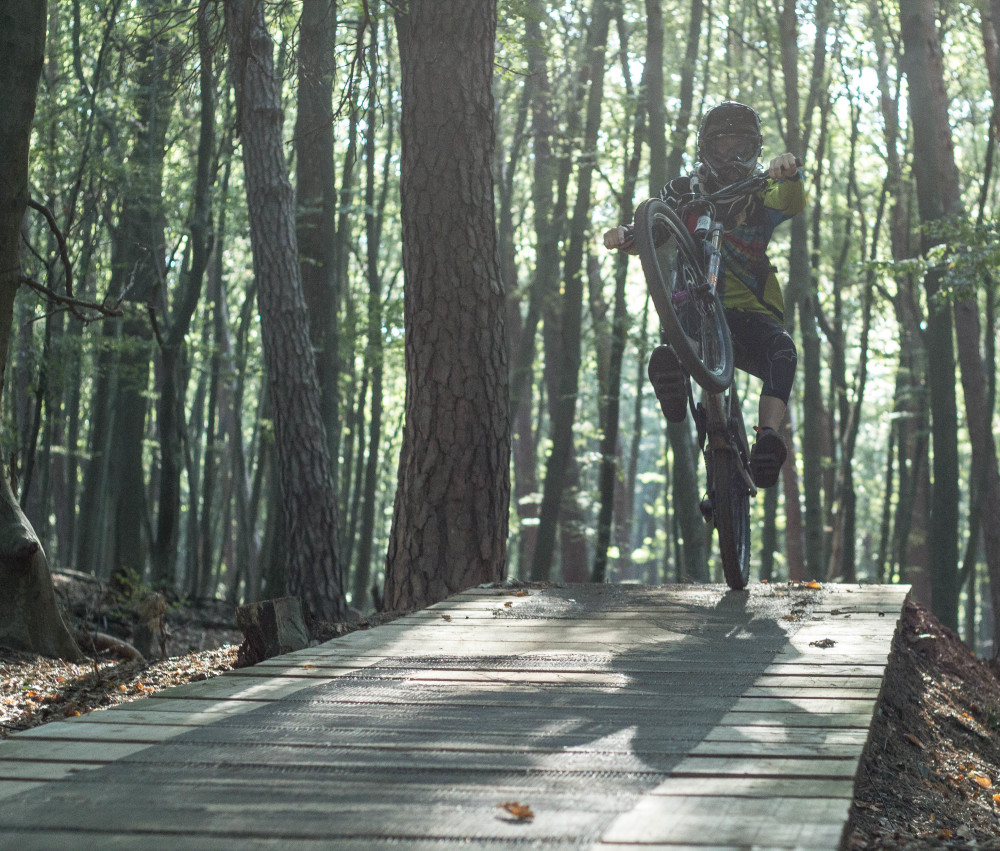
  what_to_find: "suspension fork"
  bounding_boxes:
[704,221,724,298]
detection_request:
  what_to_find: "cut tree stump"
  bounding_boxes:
[235,596,308,665]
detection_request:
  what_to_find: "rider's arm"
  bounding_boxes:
[763,154,806,218]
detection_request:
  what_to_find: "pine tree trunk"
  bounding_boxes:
[385,0,509,610]
[225,0,345,623]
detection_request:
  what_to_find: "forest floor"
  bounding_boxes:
[0,575,999,847]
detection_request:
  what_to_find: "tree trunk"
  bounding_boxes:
[295,0,341,474]
[900,0,962,630]
[0,0,81,659]
[225,0,345,623]
[780,0,825,579]
[593,16,644,582]
[353,36,391,612]
[384,0,509,610]
[531,0,610,582]
[151,0,217,591]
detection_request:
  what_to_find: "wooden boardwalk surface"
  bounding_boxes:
[0,582,908,849]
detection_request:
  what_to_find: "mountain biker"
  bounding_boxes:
[603,101,805,489]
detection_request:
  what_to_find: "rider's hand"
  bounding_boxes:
[603,225,632,250]
[768,153,800,180]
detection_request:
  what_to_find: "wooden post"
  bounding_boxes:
[235,596,309,665]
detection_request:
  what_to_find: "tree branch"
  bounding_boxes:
[26,199,74,297]
[19,276,123,320]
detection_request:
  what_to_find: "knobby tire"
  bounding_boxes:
[634,198,734,394]
[709,444,751,590]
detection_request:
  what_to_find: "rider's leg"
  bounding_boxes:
[757,393,787,432]
[726,311,796,488]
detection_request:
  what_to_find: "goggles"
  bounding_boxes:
[704,133,760,165]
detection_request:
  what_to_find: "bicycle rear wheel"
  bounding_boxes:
[709,445,751,590]
[634,198,734,394]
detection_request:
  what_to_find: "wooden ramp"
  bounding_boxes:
[0,582,907,849]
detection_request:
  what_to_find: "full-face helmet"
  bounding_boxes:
[697,102,763,186]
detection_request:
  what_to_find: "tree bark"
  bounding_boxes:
[384,0,509,610]
[225,0,345,623]
[900,0,962,630]
[295,0,341,473]
[0,0,81,659]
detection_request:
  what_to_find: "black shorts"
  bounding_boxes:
[725,309,797,404]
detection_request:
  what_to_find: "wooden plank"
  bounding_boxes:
[601,795,850,846]
[643,775,856,799]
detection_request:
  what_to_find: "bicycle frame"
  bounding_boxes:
[694,222,757,498]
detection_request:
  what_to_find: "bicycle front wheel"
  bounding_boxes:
[634,199,734,393]
[709,447,751,590]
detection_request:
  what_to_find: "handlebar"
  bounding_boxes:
[699,157,804,205]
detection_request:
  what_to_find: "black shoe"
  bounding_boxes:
[750,427,788,489]
[648,345,688,423]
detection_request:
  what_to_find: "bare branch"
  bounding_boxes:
[26,199,74,297]
[19,276,123,320]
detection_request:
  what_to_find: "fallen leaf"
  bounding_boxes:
[504,601,513,608]
[906,733,925,749]
[805,580,822,589]
[499,801,534,820]
[809,638,837,648]
[993,793,1000,805]
[971,773,992,789]
[514,590,528,597]
[440,614,452,621]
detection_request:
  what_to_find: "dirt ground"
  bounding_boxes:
[845,597,1000,849]
[1,576,999,847]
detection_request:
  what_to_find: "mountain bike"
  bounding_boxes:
[633,170,776,590]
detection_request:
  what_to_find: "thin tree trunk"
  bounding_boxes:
[295,0,340,476]
[225,0,345,622]
[593,14,644,582]
[531,0,611,581]
[900,0,962,629]
[151,0,216,590]
[353,32,391,611]
[780,0,825,578]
